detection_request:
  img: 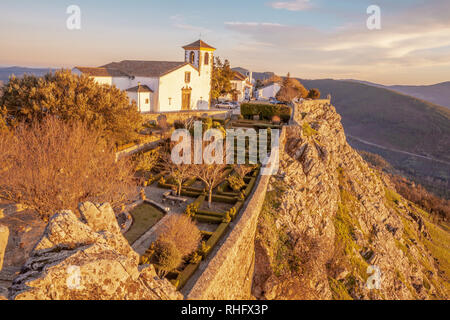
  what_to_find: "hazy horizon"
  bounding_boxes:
[1,0,449,86]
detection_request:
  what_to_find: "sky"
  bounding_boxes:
[0,0,449,85]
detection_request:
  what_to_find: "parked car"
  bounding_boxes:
[269,98,283,105]
[216,102,237,109]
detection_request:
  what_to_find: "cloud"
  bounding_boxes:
[224,22,285,28]
[222,1,450,83]
[269,0,313,11]
[170,14,211,34]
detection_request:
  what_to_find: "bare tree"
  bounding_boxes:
[0,117,136,221]
[234,164,255,179]
[191,162,229,208]
[161,152,193,196]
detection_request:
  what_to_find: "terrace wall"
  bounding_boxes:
[142,110,229,124]
[186,127,287,300]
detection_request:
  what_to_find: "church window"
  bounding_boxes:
[169,98,172,105]
[185,72,191,83]
[190,51,195,64]
[204,52,209,65]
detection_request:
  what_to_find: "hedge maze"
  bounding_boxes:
[141,165,260,290]
[132,115,282,291]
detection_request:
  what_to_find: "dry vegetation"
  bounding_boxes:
[0,117,137,220]
[156,215,201,258]
[359,150,449,222]
[152,215,201,277]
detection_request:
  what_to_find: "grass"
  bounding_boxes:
[328,277,353,300]
[423,220,450,295]
[302,122,318,137]
[124,203,166,244]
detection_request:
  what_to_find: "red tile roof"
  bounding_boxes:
[182,40,216,51]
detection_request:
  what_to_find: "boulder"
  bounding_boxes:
[78,202,121,234]
[0,225,9,271]
[9,204,182,300]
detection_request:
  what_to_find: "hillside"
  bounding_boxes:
[389,82,450,109]
[299,79,450,198]
[345,79,450,109]
[253,100,449,300]
[0,67,54,83]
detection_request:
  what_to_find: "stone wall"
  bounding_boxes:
[186,128,286,300]
[142,110,229,124]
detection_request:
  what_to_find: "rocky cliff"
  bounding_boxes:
[7,202,182,300]
[252,100,449,300]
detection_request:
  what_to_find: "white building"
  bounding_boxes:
[73,40,216,113]
[256,82,281,100]
[220,71,253,102]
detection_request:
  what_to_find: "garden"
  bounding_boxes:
[121,115,280,291]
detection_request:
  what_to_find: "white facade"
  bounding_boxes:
[73,40,215,113]
[256,83,281,100]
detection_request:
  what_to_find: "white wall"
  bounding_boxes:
[138,92,151,113]
[159,63,211,112]
[257,83,281,100]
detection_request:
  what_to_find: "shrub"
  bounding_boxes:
[153,240,183,277]
[227,175,246,192]
[276,74,308,102]
[241,103,291,123]
[0,70,142,146]
[157,215,202,258]
[0,117,137,221]
[173,120,186,130]
[133,149,160,173]
[307,88,321,99]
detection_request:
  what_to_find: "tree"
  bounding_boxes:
[264,74,283,86]
[152,240,182,278]
[162,152,193,196]
[0,106,7,133]
[156,214,201,258]
[0,70,143,145]
[191,161,229,208]
[307,88,321,100]
[255,79,264,90]
[0,116,137,221]
[276,73,308,103]
[211,57,235,101]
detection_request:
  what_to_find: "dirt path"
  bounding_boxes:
[347,135,450,166]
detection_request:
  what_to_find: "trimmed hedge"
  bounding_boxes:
[243,177,257,198]
[231,201,244,220]
[183,177,197,187]
[241,103,292,123]
[175,262,201,290]
[206,222,229,251]
[194,214,223,224]
[197,210,226,218]
[211,194,239,204]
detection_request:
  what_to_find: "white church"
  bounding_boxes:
[73,40,216,113]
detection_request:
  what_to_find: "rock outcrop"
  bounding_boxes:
[253,100,448,300]
[9,203,182,300]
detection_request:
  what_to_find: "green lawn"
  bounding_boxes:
[124,203,165,245]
